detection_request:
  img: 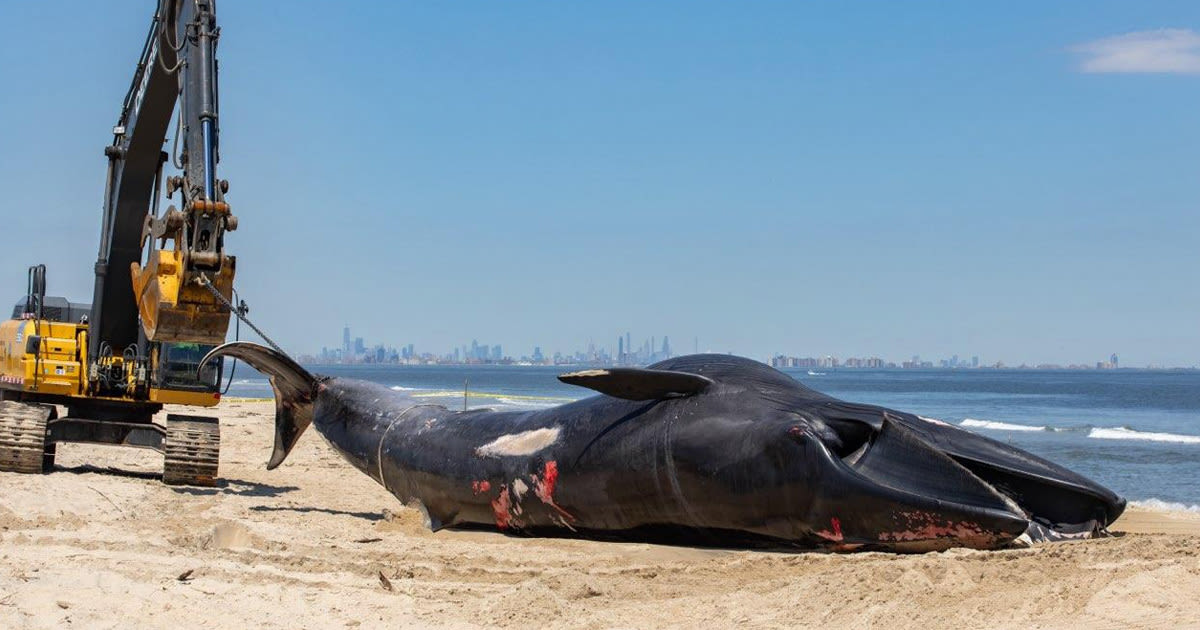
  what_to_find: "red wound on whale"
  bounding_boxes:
[472,480,491,495]
[532,460,574,523]
[816,516,844,542]
[491,484,512,530]
[533,461,558,502]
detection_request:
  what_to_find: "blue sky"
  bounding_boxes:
[1,1,1198,366]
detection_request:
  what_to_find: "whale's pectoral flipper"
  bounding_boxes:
[558,368,713,401]
[201,342,319,470]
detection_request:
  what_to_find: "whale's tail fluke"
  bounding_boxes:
[201,342,317,469]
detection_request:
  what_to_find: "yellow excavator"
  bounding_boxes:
[0,0,240,486]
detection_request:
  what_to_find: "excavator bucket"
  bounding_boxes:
[130,250,236,345]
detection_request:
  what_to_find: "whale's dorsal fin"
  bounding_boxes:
[558,368,713,401]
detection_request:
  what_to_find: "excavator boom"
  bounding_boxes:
[94,0,237,354]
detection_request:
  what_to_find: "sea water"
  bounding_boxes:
[223,364,1200,508]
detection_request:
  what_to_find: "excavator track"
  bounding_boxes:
[0,400,54,474]
[162,414,220,487]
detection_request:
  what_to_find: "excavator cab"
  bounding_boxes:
[156,342,222,391]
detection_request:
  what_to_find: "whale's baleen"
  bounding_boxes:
[203,342,1125,552]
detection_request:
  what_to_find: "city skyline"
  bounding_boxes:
[309,326,678,366]
[300,326,1163,370]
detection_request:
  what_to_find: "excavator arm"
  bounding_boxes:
[91,0,237,366]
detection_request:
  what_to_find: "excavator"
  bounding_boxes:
[0,0,240,486]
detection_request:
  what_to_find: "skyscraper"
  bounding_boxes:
[618,337,624,364]
[342,325,351,357]
[662,336,671,358]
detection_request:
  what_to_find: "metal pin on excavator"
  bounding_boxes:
[0,0,239,485]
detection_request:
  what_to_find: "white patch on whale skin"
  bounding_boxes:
[475,427,561,458]
[512,479,528,500]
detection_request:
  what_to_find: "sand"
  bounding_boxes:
[1,399,1198,629]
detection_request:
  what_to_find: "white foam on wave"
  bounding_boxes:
[494,397,566,410]
[389,385,421,392]
[961,418,1047,432]
[1129,498,1200,514]
[1087,427,1200,445]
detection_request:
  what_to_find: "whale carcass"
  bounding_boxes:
[203,342,1125,552]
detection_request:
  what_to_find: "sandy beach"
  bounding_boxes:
[2,399,1198,629]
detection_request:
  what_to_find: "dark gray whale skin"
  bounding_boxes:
[203,342,1125,552]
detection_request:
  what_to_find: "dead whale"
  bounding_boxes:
[203,342,1125,551]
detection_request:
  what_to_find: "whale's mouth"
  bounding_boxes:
[812,406,1125,546]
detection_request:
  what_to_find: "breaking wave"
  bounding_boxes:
[960,418,1048,432]
[494,397,571,410]
[403,390,578,412]
[1129,498,1200,514]
[959,419,1200,444]
[389,385,421,392]
[1087,427,1200,445]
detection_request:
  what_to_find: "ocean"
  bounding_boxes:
[222,363,1200,510]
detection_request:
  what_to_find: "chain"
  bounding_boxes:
[196,273,286,355]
